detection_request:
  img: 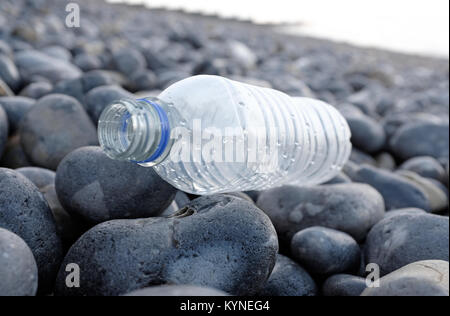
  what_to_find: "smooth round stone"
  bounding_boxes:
[0,168,63,293]
[0,105,7,158]
[0,53,20,91]
[124,285,228,296]
[384,208,427,219]
[390,122,449,160]
[16,167,55,190]
[19,94,98,170]
[0,134,31,169]
[0,40,12,57]
[349,148,377,166]
[399,156,447,183]
[73,53,102,72]
[84,85,133,124]
[362,260,449,296]
[322,274,367,297]
[19,81,53,99]
[54,195,278,296]
[80,70,118,93]
[130,70,157,92]
[396,170,448,213]
[52,78,85,105]
[365,213,449,276]
[41,185,87,250]
[14,50,82,84]
[0,96,35,134]
[291,227,361,275]
[348,164,431,211]
[41,46,72,62]
[259,254,317,296]
[113,48,147,76]
[55,146,177,224]
[0,228,38,296]
[0,78,13,96]
[345,113,386,153]
[257,183,385,243]
[375,152,396,171]
[381,112,443,139]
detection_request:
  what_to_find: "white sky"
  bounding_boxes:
[107,0,449,57]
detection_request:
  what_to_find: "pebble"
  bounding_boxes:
[399,156,447,183]
[14,50,82,84]
[0,96,35,134]
[365,212,449,276]
[0,168,63,293]
[290,227,361,275]
[390,122,449,160]
[54,194,278,296]
[16,166,55,190]
[113,48,147,76]
[0,105,7,158]
[396,170,448,213]
[0,53,21,91]
[257,183,385,243]
[84,84,134,123]
[347,164,431,211]
[345,113,386,153]
[0,228,38,296]
[384,207,427,219]
[361,260,449,296]
[260,254,317,296]
[322,274,367,296]
[19,94,98,170]
[19,81,53,99]
[55,146,178,224]
[124,285,228,296]
[0,78,13,96]
[0,134,31,169]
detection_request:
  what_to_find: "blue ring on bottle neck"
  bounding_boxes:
[130,98,170,164]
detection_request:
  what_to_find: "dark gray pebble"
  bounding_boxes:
[0,96,35,134]
[257,183,385,243]
[322,274,367,296]
[19,94,98,170]
[0,105,7,158]
[0,228,38,296]
[399,156,447,184]
[345,113,386,153]
[55,194,278,296]
[365,213,449,276]
[16,166,55,189]
[0,168,63,293]
[259,254,317,296]
[290,227,361,275]
[55,146,177,224]
[19,81,53,99]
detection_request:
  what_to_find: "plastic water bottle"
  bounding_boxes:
[98,75,351,194]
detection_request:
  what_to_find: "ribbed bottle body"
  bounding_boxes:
[149,75,351,194]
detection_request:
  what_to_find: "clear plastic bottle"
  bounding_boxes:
[98,75,351,194]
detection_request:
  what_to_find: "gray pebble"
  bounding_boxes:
[348,164,431,211]
[113,48,147,76]
[361,260,449,296]
[16,166,55,190]
[257,183,385,243]
[0,134,31,169]
[291,227,361,275]
[0,96,35,134]
[345,113,386,153]
[19,81,53,99]
[0,53,20,91]
[0,228,38,296]
[20,94,98,170]
[84,84,133,124]
[55,146,177,224]
[399,156,447,183]
[55,194,278,296]
[365,213,449,276]
[259,254,317,296]
[384,207,427,219]
[322,274,367,296]
[390,122,449,160]
[0,168,63,293]
[0,105,7,158]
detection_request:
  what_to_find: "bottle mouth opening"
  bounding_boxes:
[98,100,139,161]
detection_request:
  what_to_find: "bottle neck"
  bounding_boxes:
[98,97,172,166]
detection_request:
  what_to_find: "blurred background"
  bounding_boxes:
[108,0,449,58]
